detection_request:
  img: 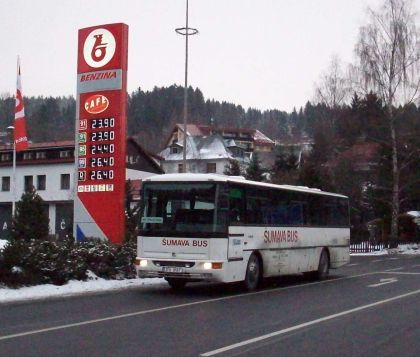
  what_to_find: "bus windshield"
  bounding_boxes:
[139,182,228,237]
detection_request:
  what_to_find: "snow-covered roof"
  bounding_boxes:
[160,135,233,161]
[253,129,275,145]
[172,124,275,146]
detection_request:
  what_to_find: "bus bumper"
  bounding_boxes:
[134,258,227,282]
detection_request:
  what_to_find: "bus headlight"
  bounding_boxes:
[203,262,223,270]
[139,259,148,267]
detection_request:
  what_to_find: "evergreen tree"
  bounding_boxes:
[245,152,264,182]
[223,159,242,176]
[11,188,50,242]
[271,147,299,185]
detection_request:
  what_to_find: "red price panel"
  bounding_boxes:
[75,23,128,244]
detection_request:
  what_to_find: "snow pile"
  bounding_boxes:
[0,272,165,304]
[397,243,419,255]
[0,239,8,251]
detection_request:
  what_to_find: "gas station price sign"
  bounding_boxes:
[77,91,124,192]
[74,23,128,245]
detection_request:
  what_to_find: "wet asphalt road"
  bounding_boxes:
[0,255,419,357]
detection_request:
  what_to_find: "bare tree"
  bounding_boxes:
[314,55,351,108]
[352,0,420,244]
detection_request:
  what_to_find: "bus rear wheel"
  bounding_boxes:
[316,249,329,280]
[244,253,261,291]
[304,249,330,281]
[165,278,187,290]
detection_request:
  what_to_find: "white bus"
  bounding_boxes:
[134,173,350,291]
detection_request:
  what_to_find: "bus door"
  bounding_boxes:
[227,186,245,260]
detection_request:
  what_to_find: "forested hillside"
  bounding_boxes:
[0,86,299,152]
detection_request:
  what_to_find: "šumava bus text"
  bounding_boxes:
[162,239,208,247]
[264,230,299,243]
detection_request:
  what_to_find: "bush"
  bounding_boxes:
[77,239,137,280]
[0,236,137,288]
[0,236,88,287]
[0,188,138,288]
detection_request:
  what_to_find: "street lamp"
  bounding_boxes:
[176,0,198,173]
[6,125,16,217]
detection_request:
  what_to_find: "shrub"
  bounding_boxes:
[77,239,137,279]
[0,237,137,287]
[0,236,87,287]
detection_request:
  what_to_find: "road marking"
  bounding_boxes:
[371,259,385,263]
[200,288,420,357]
[0,272,375,342]
[347,263,359,267]
[368,278,398,287]
[383,267,403,272]
[380,271,420,275]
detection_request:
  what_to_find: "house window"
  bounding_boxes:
[24,176,33,191]
[23,152,33,160]
[1,153,11,161]
[60,150,71,158]
[60,174,70,190]
[37,175,46,190]
[178,164,184,173]
[36,151,46,159]
[1,176,10,191]
[206,163,217,173]
[171,146,179,154]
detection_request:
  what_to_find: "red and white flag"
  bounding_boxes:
[14,56,29,152]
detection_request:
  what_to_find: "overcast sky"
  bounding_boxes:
[1,0,419,112]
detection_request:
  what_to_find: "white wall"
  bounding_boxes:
[0,163,75,203]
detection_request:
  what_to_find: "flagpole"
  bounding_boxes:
[12,133,16,217]
[7,125,16,217]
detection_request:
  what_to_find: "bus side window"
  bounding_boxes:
[229,187,245,224]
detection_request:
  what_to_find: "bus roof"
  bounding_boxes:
[143,173,348,199]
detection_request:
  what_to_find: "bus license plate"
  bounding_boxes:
[162,266,185,273]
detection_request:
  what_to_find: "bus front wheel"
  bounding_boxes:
[244,253,261,291]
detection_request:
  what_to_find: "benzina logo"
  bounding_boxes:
[83,28,116,68]
[84,94,109,114]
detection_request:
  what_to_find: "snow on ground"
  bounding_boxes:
[0,239,7,251]
[0,240,419,304]
[0,239,166,304]
[0,270,165,304]
[350,243,420,256]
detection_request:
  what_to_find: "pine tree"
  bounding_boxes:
[271,147,299,185]
[245,152,264,182]
[11,188,50,242]
[223,159,242,176]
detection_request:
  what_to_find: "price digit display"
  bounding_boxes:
[91,130,115,141]
[91,157,115,167]
[90,170,114,180]
[91,117,115,129]
[90,143,115,154]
